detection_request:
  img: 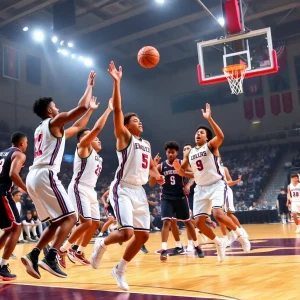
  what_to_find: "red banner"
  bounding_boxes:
[244,99,254,120]
[282,92,293,114]
[270,95,281,116]
[255,97,265,119]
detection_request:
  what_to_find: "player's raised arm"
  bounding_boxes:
[9,151,27,192]
[107,61,131,147]
[65,96,99,139]
[202,103,224,152]
[79,99,113,147]
[50,71,96,128]
[225,167,242,187]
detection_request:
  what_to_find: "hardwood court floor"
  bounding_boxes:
[2,224,300,300]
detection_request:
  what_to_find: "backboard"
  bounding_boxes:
[197,27,278,86]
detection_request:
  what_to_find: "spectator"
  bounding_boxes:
[276,188,289,224]
[31,210,43,237]
[262,200,272,210]
[22,193,35,211]
[22,211,38,242]
[249,201,260,211]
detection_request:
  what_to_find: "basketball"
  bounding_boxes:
[137,46,160,68]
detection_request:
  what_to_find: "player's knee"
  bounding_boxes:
[139,231,149,243]
[82,218,92,228]
[163,219,172,228]
[120,229,134,241]
[67,213,77,226]
[92,220,100,228]
[11,223,21,234]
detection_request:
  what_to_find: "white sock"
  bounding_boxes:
[102,239,108,249]
[175,241,182,248]
[234,227,242,237]
[193,240,198,247]
[99,232,103,237]
[1,259,8,267]
[61,241,72,252]
[117,258,128,272]
[162,242,167,250]
[213,236,221,245]
[78,246,86,253]
[188,240,194,246]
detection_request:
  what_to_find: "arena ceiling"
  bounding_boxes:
[0,0,300,80]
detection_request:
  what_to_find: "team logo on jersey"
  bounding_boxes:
[190,151,207,160]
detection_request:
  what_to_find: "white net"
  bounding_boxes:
[223,64,247,95]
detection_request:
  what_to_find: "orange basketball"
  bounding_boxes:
[137,46,160,68]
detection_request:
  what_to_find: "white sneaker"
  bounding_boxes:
[295,226,300,233]
[153,227,160,231]
[90,238,107,269]
[215,238,226,262]
[238,234,251,252]
[230,231,237,245]
[240,227,249,238]
[111,266,129,291]
[223,236,231,248]
[186,244,194,252]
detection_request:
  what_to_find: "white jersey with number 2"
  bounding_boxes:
[113,136,151,186]
[189,143,223,186]
[31,118,65,173]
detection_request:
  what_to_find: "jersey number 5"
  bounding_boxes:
[196,160,204,171]
[142,154,149,169]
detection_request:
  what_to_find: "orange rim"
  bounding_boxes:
[223,64,247,76]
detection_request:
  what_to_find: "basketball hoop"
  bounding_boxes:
[223,64,247,95]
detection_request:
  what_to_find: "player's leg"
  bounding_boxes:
[211,182,250,252]
[292,203,300,232]
[160,199,174,261]
[22,169,76,278]
[0,195,22,281]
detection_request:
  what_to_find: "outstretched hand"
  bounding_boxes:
[173,159,181,172]
[87,70,96,87]
[153,153,161,167]
[89,96,100,110]
[156,175,165,185]
[108,61,122,82]
[201,103,212,120]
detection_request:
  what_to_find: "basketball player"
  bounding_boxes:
[98,188,116,237]
[173,104,251,262]
[149,141,204,261]
[0,132,28,280]
[219,158,248,246]
[22,71,97,279]
[58,98,113,267]
[90,61,164,290]
[287,174,300,233]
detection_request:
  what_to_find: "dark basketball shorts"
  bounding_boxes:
[161,196,190,221]
[105,204,116,218]
[279,205,289,215]
[0,192,21,230]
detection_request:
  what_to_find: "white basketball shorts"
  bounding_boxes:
[26,168,75,222]
[68,181,100,221]
[109,180,150,232]
[291,201,300,214]
[224,186,235,212]
[193,180,227,218]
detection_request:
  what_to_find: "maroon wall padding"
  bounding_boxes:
[224,0,242,34]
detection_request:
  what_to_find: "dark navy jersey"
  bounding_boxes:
[0,147,21,194]
[161,160,185,199]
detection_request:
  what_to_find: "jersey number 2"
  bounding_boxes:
[95,165,102,176]
[0,158,5,174]
[142,154,149,169]
[196,159,204,171]
[34,134,43,158]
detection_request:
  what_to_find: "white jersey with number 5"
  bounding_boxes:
[290,183,300,202]
[31,118,65,173]
[188,143,223,186]
[114,136,151,186]
[70,148,102,187]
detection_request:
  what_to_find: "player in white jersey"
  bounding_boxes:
[56,98,113,267]
[91,62,164,291]
[22,71,97,279]
[218,157,248,246]
[287,174,300,233]
[173,104,250,262]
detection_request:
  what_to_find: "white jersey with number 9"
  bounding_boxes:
[188,143,223,186]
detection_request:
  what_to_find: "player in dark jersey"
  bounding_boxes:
[149,141,204,261]
[0,132,28,280]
